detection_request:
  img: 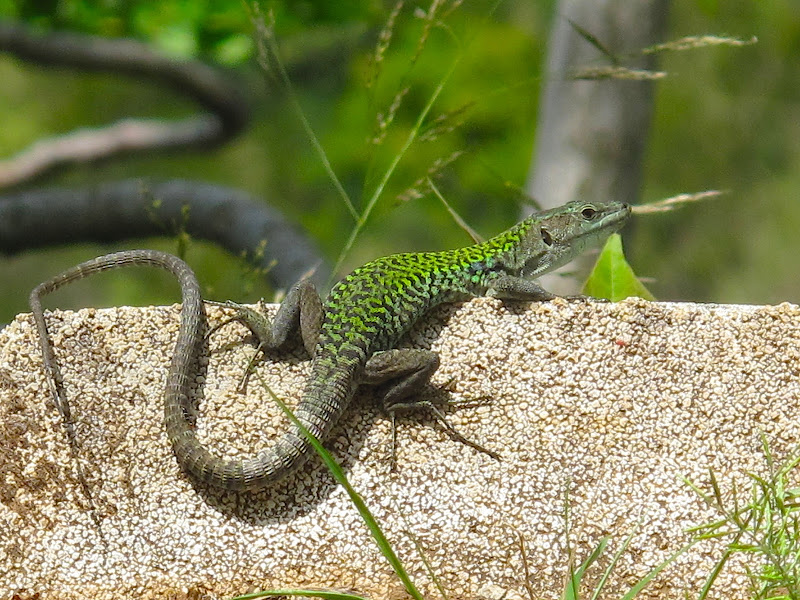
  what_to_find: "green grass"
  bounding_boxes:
[686,433,800,600]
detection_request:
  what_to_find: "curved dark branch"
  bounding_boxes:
[0,178,330,290]
[0,22,250,188]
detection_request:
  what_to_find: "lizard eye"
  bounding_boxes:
[540,227,553,246]
[581,207,598,220]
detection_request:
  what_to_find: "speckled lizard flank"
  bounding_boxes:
[31,200,630,491]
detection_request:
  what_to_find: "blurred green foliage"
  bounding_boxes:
[640,1,800,303]
[0,0,798,323]
[1,0,384,63]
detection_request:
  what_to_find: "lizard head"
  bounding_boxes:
[515,199,631,278]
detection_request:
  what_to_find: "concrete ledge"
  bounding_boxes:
[2,297,800,599]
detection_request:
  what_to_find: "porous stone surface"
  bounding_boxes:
[2,297,800,600]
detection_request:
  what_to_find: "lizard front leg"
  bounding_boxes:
[486,273,557,301]
[488,273,599,303]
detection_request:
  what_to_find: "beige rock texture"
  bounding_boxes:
[2,297,800,600]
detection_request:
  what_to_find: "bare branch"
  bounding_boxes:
[0,22,250,188]
[0,178,329,290]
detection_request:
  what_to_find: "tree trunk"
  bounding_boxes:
[527,0,669,294]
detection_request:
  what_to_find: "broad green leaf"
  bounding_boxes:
[583,234,654,301]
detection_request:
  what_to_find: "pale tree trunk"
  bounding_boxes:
[527,0,670,294]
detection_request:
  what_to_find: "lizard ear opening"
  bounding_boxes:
[540,228,553,246]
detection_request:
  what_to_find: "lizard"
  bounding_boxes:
[30,199,631,491]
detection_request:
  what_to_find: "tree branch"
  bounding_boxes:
[0,178,329,290]
[0,22,250,188]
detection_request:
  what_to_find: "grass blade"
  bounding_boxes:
[255,372,425,600]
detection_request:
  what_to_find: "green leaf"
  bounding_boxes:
[583,234,654,301]
[153,24,198,58]
[562,537,610,600]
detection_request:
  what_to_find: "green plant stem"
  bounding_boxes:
[255,372,425,600]
[252,4,358,221]
[330,57,459,285]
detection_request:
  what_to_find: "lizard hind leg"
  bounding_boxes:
[207,279,324,389]
[209,279,323,355]
[363,348,499,467]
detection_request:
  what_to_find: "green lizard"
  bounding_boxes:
[30,199,630,491]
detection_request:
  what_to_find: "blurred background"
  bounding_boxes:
[0,0,797,323]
